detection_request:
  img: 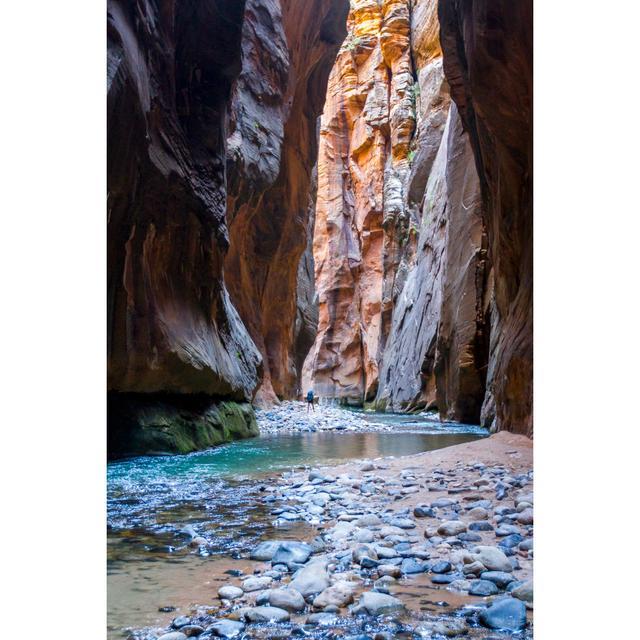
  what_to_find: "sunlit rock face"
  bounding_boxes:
[303,0,418,403]
[438,0,533,435]
[225,0,349,405]
[305,0,487,418]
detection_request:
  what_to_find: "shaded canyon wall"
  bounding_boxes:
[107,0,348,455]
[438,0,533,435]
[225,0,349,405]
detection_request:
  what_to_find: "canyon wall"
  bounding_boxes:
[376,103,489,422]
[225,0,348,405]
[304,0,489,421]
[303,0,419,403]
[438,0,533,435]
[107,0,347,455]
[305,0,531,434]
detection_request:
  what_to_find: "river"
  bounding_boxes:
[107,413,487,638]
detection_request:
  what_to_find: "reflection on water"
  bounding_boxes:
[107,417,487,638]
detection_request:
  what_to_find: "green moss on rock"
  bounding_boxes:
[108,393,258,459]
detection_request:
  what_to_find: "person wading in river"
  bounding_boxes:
[306,389,315,413]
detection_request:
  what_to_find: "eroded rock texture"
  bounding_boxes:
[376,103,489,423]
[107,0,348,452]
[303,0,418,403]
[305,0,484,414]
[305,0,531,434]
[438,0,533,435]
[225,0,348,405]
[107,0,261,402]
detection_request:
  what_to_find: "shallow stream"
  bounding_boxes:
[107,413,487,638]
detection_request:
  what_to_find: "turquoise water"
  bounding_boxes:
[108,421,487,556]
[107,416,487,637]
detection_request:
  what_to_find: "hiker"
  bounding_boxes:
[306,389,315,412]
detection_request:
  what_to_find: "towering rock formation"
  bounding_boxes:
[107,0,347,455]
[376,102,488,422]
[225,0,348,405]
[438,0,533,435]
[303,0,420,403]
[304,0,484,412]
[306,0,532,435]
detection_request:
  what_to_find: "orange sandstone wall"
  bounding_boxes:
[303,0,418,402]
[304,0,494,426]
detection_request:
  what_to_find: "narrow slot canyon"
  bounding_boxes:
[107,0,532,457]
[107,2,534,637]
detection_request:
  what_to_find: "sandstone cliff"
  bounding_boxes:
[304,0,487,417]
[107,0,260,401]
[303,0,420,403]
[438,0,533,435]
[107,0,347,454]
[225,0,348,405]
[305,0,532,435]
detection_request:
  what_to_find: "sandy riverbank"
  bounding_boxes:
[140,430,533,640]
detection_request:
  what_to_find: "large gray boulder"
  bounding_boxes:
[351,591,405,616]
[289,561,331,597]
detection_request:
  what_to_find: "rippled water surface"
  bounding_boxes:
[107,415,487,638]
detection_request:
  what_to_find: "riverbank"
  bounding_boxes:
[256,401,387,434]
[134,429,532,639]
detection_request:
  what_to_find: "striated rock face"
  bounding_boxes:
[225,0,348,405]
[438,0,533,435]
[376,103,488,422]
[304,0,419,403]
[107,0,348,452]
[305,0,531,435]
[107,0,261,402]
[305,0,486,417]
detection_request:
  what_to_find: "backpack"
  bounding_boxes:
[306,391,314,402]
